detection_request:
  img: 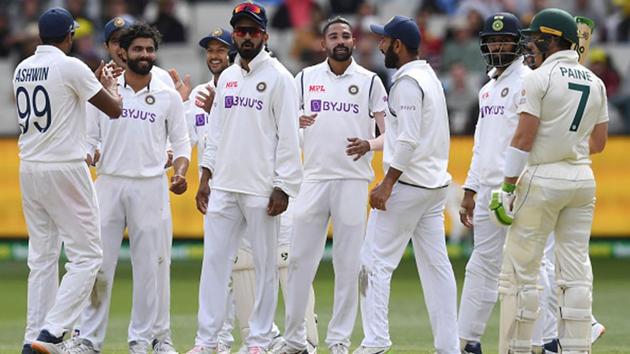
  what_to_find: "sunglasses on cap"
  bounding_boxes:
[234,26,265,38]
[233,3,262,15]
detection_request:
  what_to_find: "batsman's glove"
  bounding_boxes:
[489,182,516,226]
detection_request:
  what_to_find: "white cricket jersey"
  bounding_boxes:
[384,60,451,188]
[518,50,608,172]
[14,45,102,162]
[152,65,176,89]
[201,50,302,197]
[464,59,531,192]
[185,78,216,151]
[296,59,387,181]
[87,74,191,178]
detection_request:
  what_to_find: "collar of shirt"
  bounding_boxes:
[392,59,427,81]
[118,73,168,95]
[35,45,65,56]
[324,57,358,78]
[235,49,271,76]
[488,57,524,82]
[541,50,579,68]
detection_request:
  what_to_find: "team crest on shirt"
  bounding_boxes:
[145,94,156,105]
[256,82,267,92]
[501,87,509,97]
[348,85,359,95]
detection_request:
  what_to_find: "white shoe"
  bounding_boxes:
[65,338,98,354]
[591,322,606,344]
[351,346,389,354]
[185,346,216,354]
[153,338,179,354]
[268,336,285,353]
[217,342,231,354]
[128,341,149,354]
[329,344,348,354]
[31,341,68,354]
[273,343,307,354]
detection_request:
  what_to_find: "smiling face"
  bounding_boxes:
[105,29,126,67]
[231,17,268,61]
[122,37,156,75]
[323,22,354,62]
[205,40,231,75]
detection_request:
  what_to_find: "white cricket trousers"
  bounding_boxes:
[285,180,368,349]
[499,165,595,354]
[458,185,551,346]
[194,190,280,349]
[78,175,168,350]
[359,183,459,354]
[20,161,102,342]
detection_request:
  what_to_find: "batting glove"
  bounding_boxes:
[489,182,516,226]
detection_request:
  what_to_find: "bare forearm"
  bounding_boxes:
[172,156,189,177]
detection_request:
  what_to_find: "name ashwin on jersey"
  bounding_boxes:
[14,67,49,82]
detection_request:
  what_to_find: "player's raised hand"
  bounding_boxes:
[459,190,476,228]
[346,137,370,161]
[369,181,393,210]
[195,85,215,113]
[267,187,289,216]
[170,174,187,195]
[299,113,317,128]
[106,60,124,79]
[168,68,192,101]
[196,181,210,214]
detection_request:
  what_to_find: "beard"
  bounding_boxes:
[328,44,352,61]
[127,57,154,75]
[384,42,399,69]
[237,40,264,60]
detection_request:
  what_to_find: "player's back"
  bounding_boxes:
[523,50,607,168]
[13,45,102,162]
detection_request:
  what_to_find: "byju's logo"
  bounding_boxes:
[309,99,359,114]
[311,99,322,112]
[225,96,234,108]
[224,95,263,110]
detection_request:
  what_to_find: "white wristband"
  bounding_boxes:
[503,146,529,178]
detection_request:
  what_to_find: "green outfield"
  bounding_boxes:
[1,257,628,353]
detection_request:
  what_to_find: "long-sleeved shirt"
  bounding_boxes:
[201,50,302,197]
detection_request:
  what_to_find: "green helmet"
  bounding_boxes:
[521,8,578,44]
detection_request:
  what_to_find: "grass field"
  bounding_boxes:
[1,257,628,353]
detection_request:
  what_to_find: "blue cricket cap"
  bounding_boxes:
[199,28,233,48]
[370,15,421,50]
[103,15,134,42]
[38,7,79,38]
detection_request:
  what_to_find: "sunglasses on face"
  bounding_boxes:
[233,3,262,15]
[234,26,264,38]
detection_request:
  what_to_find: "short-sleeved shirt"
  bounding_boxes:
[14,45,102,162]
[518,50,608,167]
[296,59,387,181]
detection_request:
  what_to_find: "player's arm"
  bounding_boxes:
[166,92,191,195]
[347,76,388,158]
[89,65,122,118]
[589,122,608,154]
[370,78,421,210]
[460,108,483,228]
[197,89,223,214]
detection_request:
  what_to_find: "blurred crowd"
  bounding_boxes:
[2,0,630,134]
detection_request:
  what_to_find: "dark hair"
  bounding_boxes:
[322,16,352,35]
[118,23,162,51]
[41,34,68,45]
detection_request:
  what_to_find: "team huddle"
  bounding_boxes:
[14,2,608,354]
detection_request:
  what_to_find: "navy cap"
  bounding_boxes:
[38,7,79,38]
[103,15,134,42]
[370,16,421,50]
[199,27,233,48]
[230,2,268,30]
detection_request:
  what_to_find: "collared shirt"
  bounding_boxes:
[518,50,608,170]
[463,59,530,192]
[185,77,216,151]
[87,74,190,178]
[296,58,387,181]
[14,45,102,162]
[384,60,451,188]
[201,50,302,197]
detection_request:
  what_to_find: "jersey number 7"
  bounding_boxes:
[568,82,590,132]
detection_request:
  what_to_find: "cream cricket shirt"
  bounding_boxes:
[87,74,190,178]
[464,59,531,192]
[384,60,451,188]
[185,78,216,150]
[296,59,387,182]
[201,50,302,197]
[517,50,608,173]
[14,45,102,162]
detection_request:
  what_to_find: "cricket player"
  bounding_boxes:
[16,7,122,354]
[354,16,459,354]
[490,8,608,354]
[69,23,190,354]
[189,2,302,354]
[280,16,387,354]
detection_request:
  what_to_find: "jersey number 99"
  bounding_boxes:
[16,85,52,134]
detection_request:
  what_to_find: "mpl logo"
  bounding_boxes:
[226,81,238,88]
[309,85,326,92]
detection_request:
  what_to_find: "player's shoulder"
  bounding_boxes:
[151,65,175,88]
[350,61,379,80]
[268,57,294,80]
